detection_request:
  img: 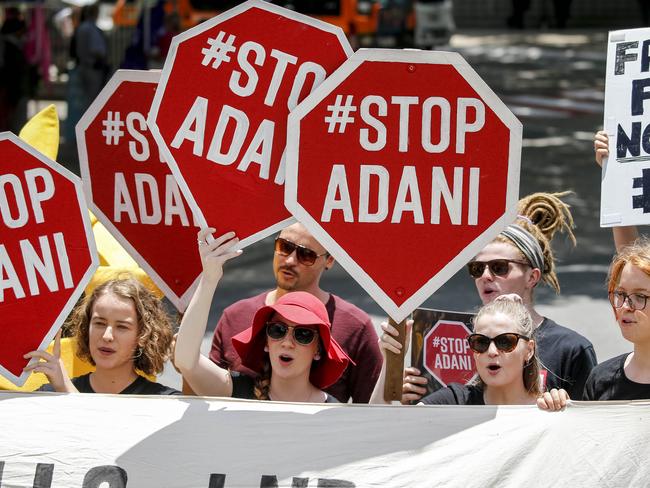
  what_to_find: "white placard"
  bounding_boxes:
[602,28,650,227]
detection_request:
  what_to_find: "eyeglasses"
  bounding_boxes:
[467,333,530,353]
[466,259,531,279]
[609,290,650,311]
[274,237,328,266]
[265,322,318,346]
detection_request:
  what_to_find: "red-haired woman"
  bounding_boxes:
[583,241,650,400]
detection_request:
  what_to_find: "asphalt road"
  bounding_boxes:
[159,28,632,390]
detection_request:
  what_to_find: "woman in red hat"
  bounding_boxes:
[174,229,350,402]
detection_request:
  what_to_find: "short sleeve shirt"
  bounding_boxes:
[583,353,650,401]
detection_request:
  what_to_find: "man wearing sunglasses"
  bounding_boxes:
[208,223,382,403]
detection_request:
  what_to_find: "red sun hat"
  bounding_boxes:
[231,291,352,389]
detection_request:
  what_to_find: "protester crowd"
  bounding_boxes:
[25,131,650,407]
[2,11,645,403]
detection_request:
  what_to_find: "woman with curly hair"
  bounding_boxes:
[401,192,597,402]
[27,278,179,395]
[174,229,350,402]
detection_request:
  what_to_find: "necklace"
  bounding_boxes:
[269,388,324,403]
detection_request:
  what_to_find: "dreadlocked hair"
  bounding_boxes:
[496,191,576,294]
[253,359,271,400]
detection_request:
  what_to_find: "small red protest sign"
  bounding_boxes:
[0,133,97,385]
[423,320,476,387]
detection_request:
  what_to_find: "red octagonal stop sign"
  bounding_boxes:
[423,320,476,387]
[0,133,98,386]
[286,49,522,321]
[148,0,352,248]
[78,70,202,311]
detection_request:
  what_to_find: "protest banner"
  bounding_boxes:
[601,27,650,227]
[0,133,98,386]
[148,0,353,248]
[285,49,521,398]
[78,70,201,311]
[411,308,476,399]
[1,392,649,487]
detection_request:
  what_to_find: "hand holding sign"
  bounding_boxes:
[0,133,97,386]
[23,331,77,393]
[197,228,242,284]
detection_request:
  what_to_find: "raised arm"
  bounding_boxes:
[175,229,241,397]
[594,130,640,251]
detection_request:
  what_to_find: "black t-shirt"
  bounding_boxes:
[534,318,597,398]
[38,373,180,395]
[420,383,485,405]
[231,373,339,403]
[583,353,650,401]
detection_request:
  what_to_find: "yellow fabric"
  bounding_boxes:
[91,214,139,268]
[86,266,164,299]
[0,338,94,391]
[18,104,59,161]
[86,212,163,297]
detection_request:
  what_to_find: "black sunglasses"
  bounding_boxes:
[265,322,318,346]
[467,333,530,353]
[274,237,328,266]
[466,259,531,279]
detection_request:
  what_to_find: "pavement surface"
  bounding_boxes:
[154,28,633,390]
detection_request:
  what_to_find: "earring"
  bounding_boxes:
[314,353,321,361]
[264,345,269,352]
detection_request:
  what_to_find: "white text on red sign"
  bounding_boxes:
[320,94,484,226]
[170,32,327,184]
[431,335,472,370]
[0,170,73,301]
[103,111,198,228]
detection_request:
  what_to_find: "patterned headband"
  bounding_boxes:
[500,224,544,272]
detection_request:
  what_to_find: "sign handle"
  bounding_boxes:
[383,317,407,402]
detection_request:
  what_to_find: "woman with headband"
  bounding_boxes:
[400,193,597,403]
[174,229,350,402]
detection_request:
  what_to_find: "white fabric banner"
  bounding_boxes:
[1,392,649,487]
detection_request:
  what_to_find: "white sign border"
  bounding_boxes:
[286,49,522,322]
[147,0,353,250]
[0,132,99,386]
